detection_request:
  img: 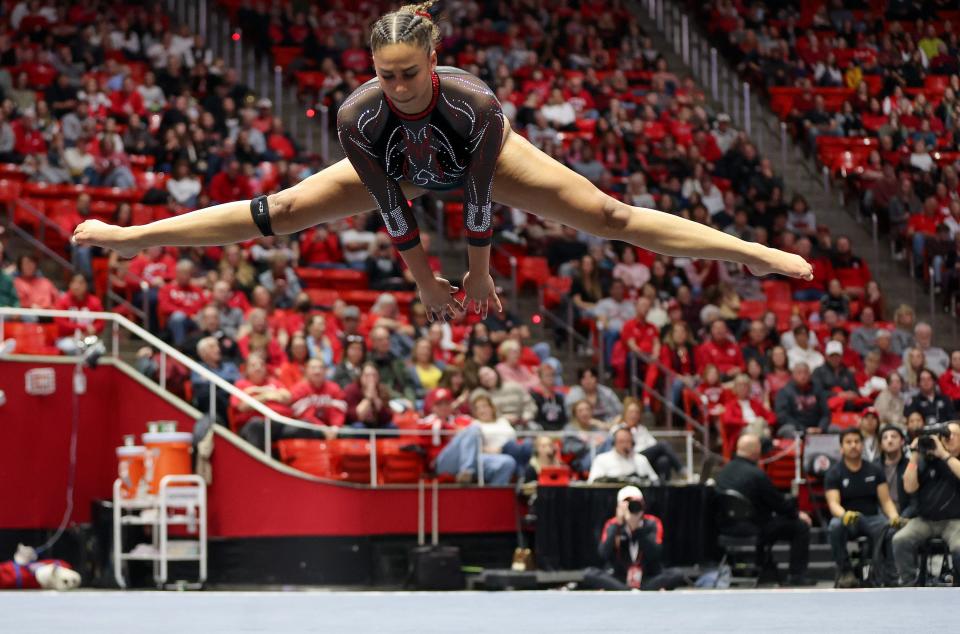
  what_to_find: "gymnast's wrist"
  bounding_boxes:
[123,225,147,251]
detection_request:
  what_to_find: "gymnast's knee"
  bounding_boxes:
[266,190,296,234]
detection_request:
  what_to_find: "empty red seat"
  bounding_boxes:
[296,267,368,291]
[3,322,60,355]
[762,439,799,490]
[516,256,550,291]
[271,46,304,69]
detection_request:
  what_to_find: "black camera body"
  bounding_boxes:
[917,424,951,454]
[627,499,644,514]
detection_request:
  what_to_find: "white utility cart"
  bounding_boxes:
[112,474,207,589]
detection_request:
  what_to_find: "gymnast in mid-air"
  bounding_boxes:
[72,0,812,322]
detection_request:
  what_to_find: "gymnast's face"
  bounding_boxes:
[373,43,437,112]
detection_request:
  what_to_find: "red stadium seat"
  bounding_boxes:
[296,267,368,291]
[515,256,550,291]
[3,323,60,355]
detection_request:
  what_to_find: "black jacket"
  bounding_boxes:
[598,516,664,582]
[774,380,830,432]
[812,363,857,395]
[715,456,797,520]
[904,392,956,425]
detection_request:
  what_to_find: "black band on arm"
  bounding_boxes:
[250,195,274,236]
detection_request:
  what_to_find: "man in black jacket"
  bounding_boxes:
[904,369,955,425]
[774,362,830,437]
[715,434,814,585]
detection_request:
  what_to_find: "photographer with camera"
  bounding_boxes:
[824,429,903,588]
[892,421,960,585]
[582,486,683,591]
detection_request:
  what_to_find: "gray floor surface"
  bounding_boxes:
[0,588,948,633]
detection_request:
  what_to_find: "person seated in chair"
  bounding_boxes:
[825,429,903,588]
[877,424,913,516]
[892,421,960,586]
[587,426,660,484]
[714,434,814,586]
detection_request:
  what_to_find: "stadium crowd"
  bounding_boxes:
[0,0,959,587]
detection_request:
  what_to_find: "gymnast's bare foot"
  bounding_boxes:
[72,219,141,259]
[747,245,814,281]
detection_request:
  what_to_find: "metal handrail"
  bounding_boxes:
[627,351,713,453]
[0,306,698,486]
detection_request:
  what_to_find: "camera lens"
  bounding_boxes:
[627,499,644,514]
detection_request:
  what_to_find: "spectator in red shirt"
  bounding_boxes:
[266,117,296,160]
[237,307,289,368]
[208,159,253,204]
[53,274,104,354]
[300,224,344,268]
[129,246,177,329]
[13,111,47,157]
[908,196,942,276]
[230,353,293,447]
[721,374,776,458]
[791,237,833,301]
[13,254,59,310]
[289,358,347,430]
[696,320,745,380]
[158,259,210,346]
[108,77,146,122]
[830,235,872,297]
[939,350,960,409]
[562,75,596,117]
[874,329,902,376]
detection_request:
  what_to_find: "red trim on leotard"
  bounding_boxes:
[384,71,440,121]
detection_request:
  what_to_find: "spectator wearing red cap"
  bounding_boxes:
[289,358,346,431]
[230,354,293,446]
[695,320,745,381]
[158,259,210,346]
[53,274,104,354]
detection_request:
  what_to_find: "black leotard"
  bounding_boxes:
[336,66,504,251]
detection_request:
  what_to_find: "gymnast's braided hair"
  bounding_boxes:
[370,1,443,52]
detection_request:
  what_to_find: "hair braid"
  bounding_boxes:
[370,1,443,52]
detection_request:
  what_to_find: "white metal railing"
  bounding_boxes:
[0,307,696,487]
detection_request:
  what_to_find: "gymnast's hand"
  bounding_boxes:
[746,246,814,281]
[418,276,463,322]
[72,219,140,259]
[462,270,503,319]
